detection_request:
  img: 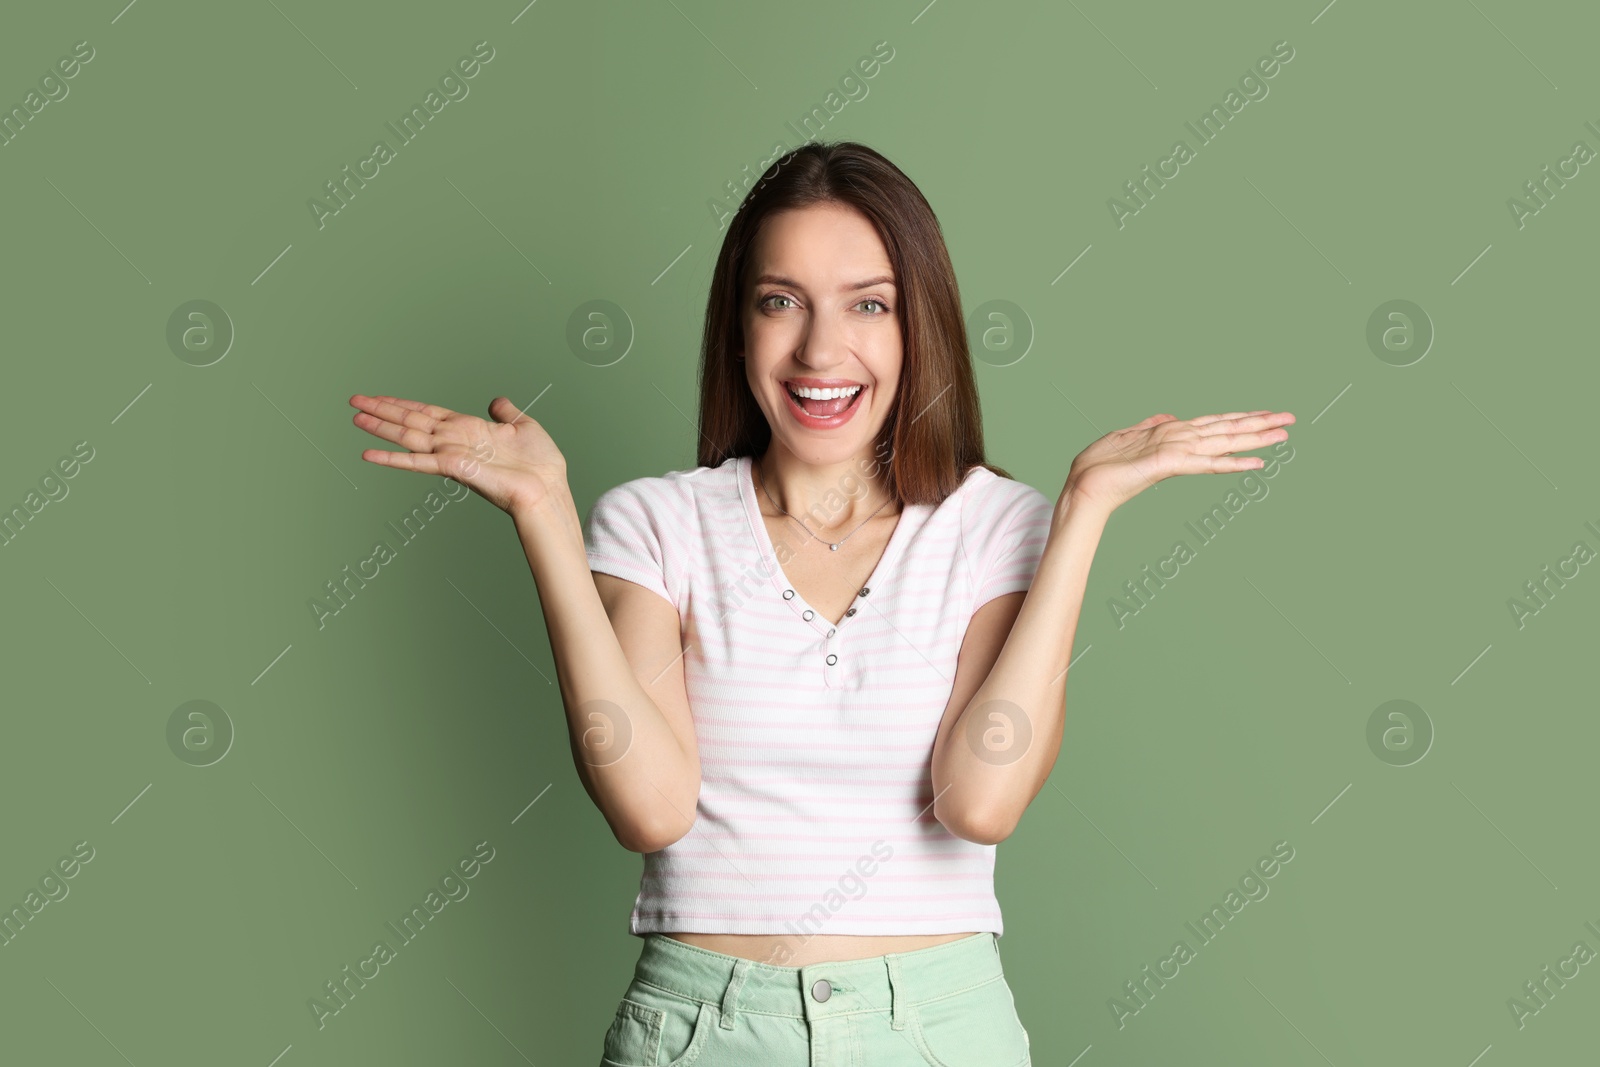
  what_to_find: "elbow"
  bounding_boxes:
[937,800,1018,846]
[614,820,670,854]
[615,805,698,854]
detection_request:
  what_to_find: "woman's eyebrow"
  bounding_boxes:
[754,273,896,291]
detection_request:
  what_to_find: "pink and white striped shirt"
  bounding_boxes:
[583,452,1056,938]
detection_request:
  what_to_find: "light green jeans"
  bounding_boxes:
[598,931,1031,1066]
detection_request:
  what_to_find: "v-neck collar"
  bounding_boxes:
[735,453,921,633]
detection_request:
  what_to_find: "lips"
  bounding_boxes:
[781,380,865,427]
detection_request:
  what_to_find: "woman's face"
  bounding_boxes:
[742,201,902,469]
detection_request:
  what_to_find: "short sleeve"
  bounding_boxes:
[965,476,1057,610]
[583,478,683,609]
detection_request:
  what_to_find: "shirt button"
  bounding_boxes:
[782,589,794,600]
[845,608,857,617]
[827,628,836,638]
[811,979,832,1002]
[859,586,870,597]
[826,653,838,666]
[802,609,814,621]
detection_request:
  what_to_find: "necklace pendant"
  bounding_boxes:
[829,543,839,551]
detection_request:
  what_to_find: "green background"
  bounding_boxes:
[2,0,1595,1064]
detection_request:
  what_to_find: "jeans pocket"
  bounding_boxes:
[601,989,716,1067]
[601,998,664,1066]
[908,976,1030,1067]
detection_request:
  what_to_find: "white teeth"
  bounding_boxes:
[788,384,863,400]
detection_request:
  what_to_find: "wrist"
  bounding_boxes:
[1057,482,1115,526]
[511,485,589,574]
[511,482,576,530]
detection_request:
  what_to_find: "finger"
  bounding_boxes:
[359,447,445,475]
[1190,409,1274,426]
[1193,428,1290,455]
[1195,411,1295,435]
[358,394,458,421]
[1203,454,1266,473]
[1171,453,1267,474]
[350,394,445,435]
[348,396,447,439]
[351,397,451,454]
[352,410,437,454]
[488,395,539,425]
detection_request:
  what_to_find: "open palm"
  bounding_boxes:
[349,393,566,515]
[1067,409,1295,513]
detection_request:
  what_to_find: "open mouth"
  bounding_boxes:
[784,382,864,420]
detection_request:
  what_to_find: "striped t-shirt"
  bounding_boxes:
[583,452,1056,938]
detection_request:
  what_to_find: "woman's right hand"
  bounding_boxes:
[349,394,568,516]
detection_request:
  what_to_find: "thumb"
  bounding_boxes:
[487,396,528,425]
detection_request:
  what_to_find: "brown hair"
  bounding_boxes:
[695,140,1009,506]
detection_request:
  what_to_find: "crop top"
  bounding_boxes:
[583,452,1057,939]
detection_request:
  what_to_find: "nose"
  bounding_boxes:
[794,312,851,373]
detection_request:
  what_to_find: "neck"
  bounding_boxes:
[754,443,897,533]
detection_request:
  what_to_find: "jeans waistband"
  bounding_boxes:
[630,932,1003,1032]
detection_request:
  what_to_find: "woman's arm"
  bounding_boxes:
[930,493,1105,844]
[931,409,1294,843]
[511,489,701,853]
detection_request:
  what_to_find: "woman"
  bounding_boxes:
[349,140,1293,1065]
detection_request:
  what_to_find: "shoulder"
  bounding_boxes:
[586,460,737,538]
[955,467,1057,600]
[584,463,730,605]
[958,465,1054,534]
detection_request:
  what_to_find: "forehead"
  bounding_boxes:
[749,203,894,285]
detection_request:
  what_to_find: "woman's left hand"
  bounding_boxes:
[1063,409,1295,514]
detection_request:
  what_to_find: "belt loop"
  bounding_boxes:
[885,954,907,1031]
[720,958,752,1030]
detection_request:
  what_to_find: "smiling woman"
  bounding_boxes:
[347,136,1293,1064]
[572,141,1053,1063]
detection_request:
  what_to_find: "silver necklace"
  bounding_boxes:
[754,458,893,551]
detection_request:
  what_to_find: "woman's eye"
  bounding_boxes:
[760,294,888,313]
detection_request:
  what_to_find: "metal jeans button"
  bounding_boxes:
[811,979,832,1002]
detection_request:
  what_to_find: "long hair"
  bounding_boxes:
[695,140,1008,506]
